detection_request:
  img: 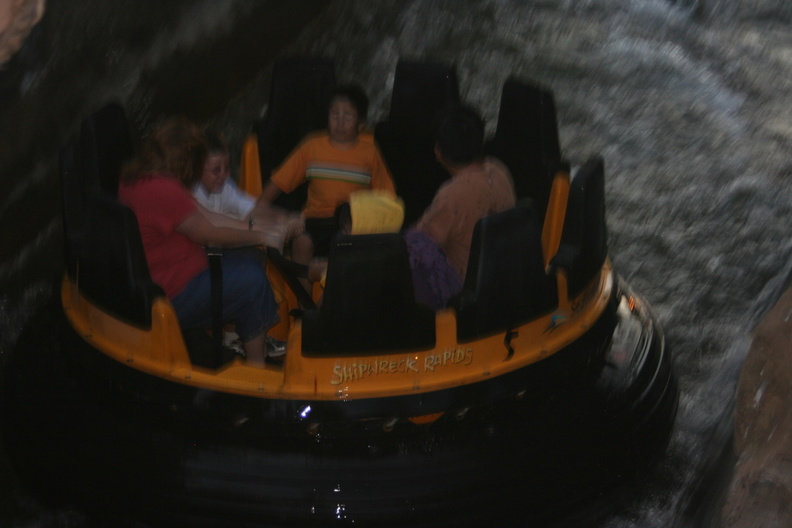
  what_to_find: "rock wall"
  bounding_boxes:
[0,0,43,63]
[719,286,792,527]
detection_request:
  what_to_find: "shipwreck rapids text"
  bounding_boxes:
[331,348,474,385]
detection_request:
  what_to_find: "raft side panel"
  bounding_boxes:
[59,271,622,421]
[60,257,617,401]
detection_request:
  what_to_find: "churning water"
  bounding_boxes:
[2,0,792,526]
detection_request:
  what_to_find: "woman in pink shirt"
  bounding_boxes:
[119,118,279,366]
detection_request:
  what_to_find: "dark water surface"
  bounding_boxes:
[2,0,792,526]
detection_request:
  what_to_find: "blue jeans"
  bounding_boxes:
[171,256,278,342]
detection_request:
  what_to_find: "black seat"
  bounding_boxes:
[80,102,134,197]
[301,233,436,356]
[75,189,226,367]
[452,202,558,342]
[79,192,164,329]
[60,105,159,327]
[59,142,85,279]
[60,104,133,279]
[483,78,562,221]
[384,60,460,135]
[255,56,336,212]
[550,157,608,299]
[375,60,459,226]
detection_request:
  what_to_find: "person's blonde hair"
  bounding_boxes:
[122,117,207,186]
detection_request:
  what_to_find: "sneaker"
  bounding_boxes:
[266,336,287,358]
[223,331,245,357]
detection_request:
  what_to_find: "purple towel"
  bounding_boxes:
[405,229,463,310]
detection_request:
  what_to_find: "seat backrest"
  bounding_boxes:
[255,56,336,212]
[301,233,436,355]
[78,191,164,328]
[374,60,459,226]
[386,60,460,136]
[550,157,608,298]
[80,102,134,197]
[483,78,561,220]
[452,202,558,341]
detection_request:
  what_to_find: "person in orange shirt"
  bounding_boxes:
[260,85,396,275]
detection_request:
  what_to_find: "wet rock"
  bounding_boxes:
[721,286,792,527]
[0,0,44,64]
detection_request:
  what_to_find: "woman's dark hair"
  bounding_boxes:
[122,117,207,186]
[330,84,369,122]
[434,104,484,166]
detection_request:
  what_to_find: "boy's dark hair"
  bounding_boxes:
[434,104,484,166]
[330,84,369,122]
